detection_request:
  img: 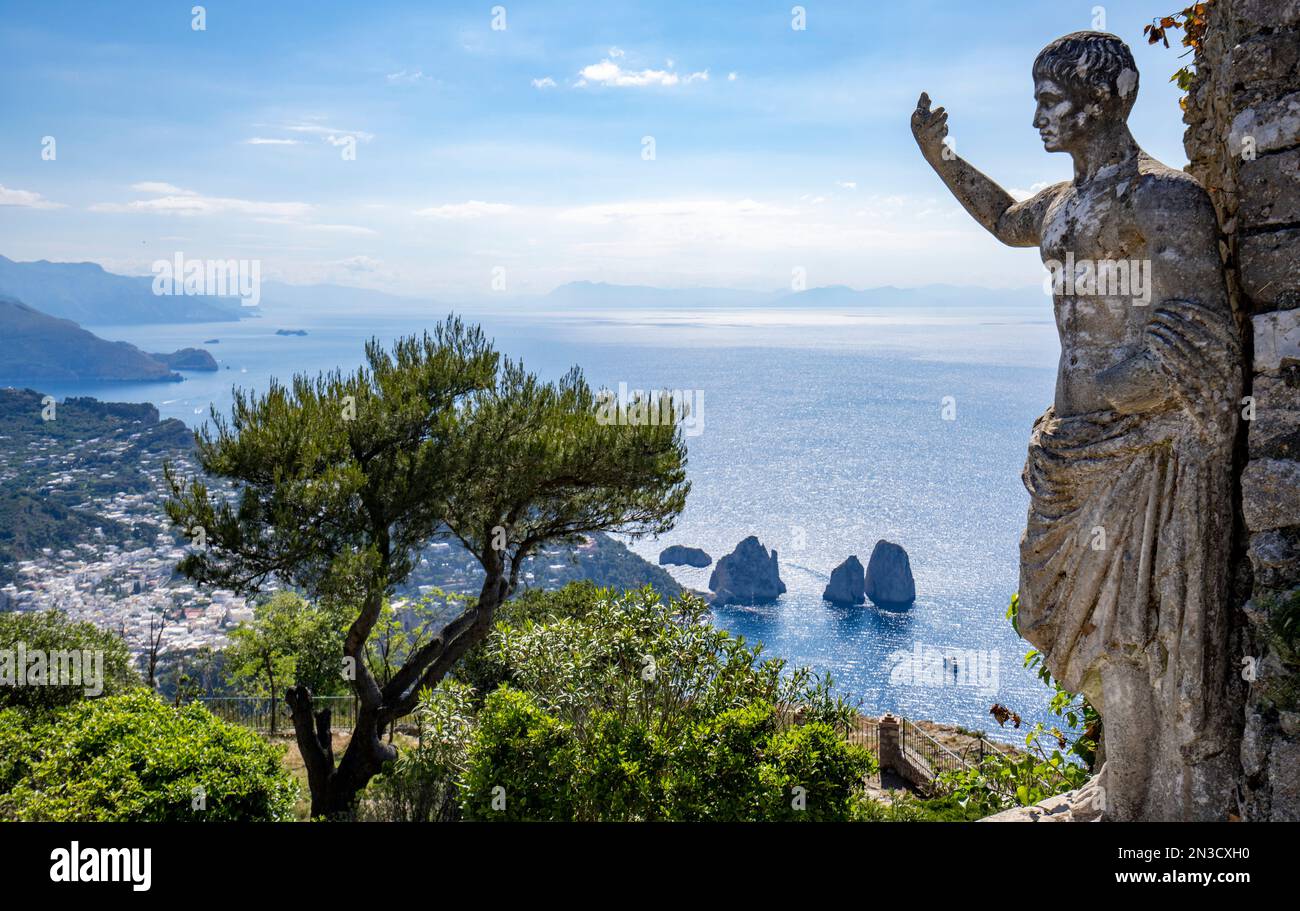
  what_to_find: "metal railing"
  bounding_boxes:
[846,717,880,757]
[197,695,360,734]
[898,717,970,780]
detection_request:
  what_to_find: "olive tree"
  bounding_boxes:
[165,318,688,817]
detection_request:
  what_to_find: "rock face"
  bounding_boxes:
[1182,0,1300,822]
[822,555,865,605]
[864,540,915,607]
[708,536,785,605]
[658,545,712,568]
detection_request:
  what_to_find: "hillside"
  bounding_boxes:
[0,254,245,324]
[0,296,218,383]
[0,387,682,611]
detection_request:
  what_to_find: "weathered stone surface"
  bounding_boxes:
[864,540,915,607]
[1229,33,1300,88]
[1249,528,1300,589]
[658,544,712,568]
[1239,149,1300,227]
[1229,91,1300,157]
[1249,372,1300,459]
[1233,0,1300,30]
[1267,739,1300,820]
[918,30,1244,820]
[1242,459,1300,531]
[708,536,785,605]
[822,555,865,605]
[1254,308,1300,371]
[980,775,1105,822]
[1241,230,1300,311]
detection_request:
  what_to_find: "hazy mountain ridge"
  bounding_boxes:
[0,254,245,325]
[0,296,214,383]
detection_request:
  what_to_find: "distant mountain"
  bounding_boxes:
[545,281,781,309]
[0,254,245,325]
[0,296,214,383]
[540,281,1044,309]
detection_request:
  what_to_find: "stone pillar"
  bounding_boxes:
[877,713,903,773]
[1184,0,1300,820]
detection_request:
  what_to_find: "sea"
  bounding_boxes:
[49,296,1063,743]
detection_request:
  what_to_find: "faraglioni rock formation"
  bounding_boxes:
[709,536,786,605]
[864,541,915,608]
[914,30,1243,820]
[659,544,712,568]
[823,555,865,605]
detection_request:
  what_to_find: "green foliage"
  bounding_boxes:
[225,591,346,700]
[362,680,476,822]
[854,792,988,822]
[1256,588,1300,712]
[460,687,577,821]
[0,610,138,715]
[1143,3,1213,104]
[0,690,298,821]
[428,584,874,821]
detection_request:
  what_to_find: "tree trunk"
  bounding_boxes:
[287,571,509,819]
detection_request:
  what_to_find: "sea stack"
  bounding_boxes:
[659,545,713,568]
[864,540,915,608]
[822,555,865,605]
[709,536,786,605]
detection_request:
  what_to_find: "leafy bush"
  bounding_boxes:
[446,584,874,821]
[0,610,138,715]
[361,680,475,822]
[0,690,298,821]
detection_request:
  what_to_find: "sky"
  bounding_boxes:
[0,0,1196,298]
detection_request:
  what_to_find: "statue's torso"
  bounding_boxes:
[1040,163,1152,417]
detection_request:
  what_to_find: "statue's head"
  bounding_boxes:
[1032,31,1139,153]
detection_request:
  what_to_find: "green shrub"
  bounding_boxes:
[459,687,575,821]
[0,610,138,715]
[443,585,874,821]
[1,690,298,821]
[362,680,475,822]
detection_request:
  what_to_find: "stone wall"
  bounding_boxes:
[1182,0,1300,820]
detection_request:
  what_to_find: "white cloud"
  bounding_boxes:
[836,180,857,190]
[245,137,301,146]
[413,200,516,219]
[0,184,65,209]
[91,183,313,219]
[727,72,738,81]
[337,255,383,273]
[302,223,378,236]
[531,76,557,89]
[576,58,708,88]
[386,68,426,85]
[280,122,375,144]
[1009,181,1053,202]
[130,181,192,195]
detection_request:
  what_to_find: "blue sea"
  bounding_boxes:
[55,298,1062,743]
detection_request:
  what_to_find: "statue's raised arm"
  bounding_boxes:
[910,91,1061,248]
[916,31,1244,822]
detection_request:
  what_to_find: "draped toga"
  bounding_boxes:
[1017,298,1240,802]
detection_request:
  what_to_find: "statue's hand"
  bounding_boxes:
[911,92,949,161]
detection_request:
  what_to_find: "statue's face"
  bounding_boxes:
[1033,78,1091,153]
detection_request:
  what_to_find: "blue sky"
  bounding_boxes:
[0,1,1195,297]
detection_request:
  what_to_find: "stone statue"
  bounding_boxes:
[912,31,1242,820]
